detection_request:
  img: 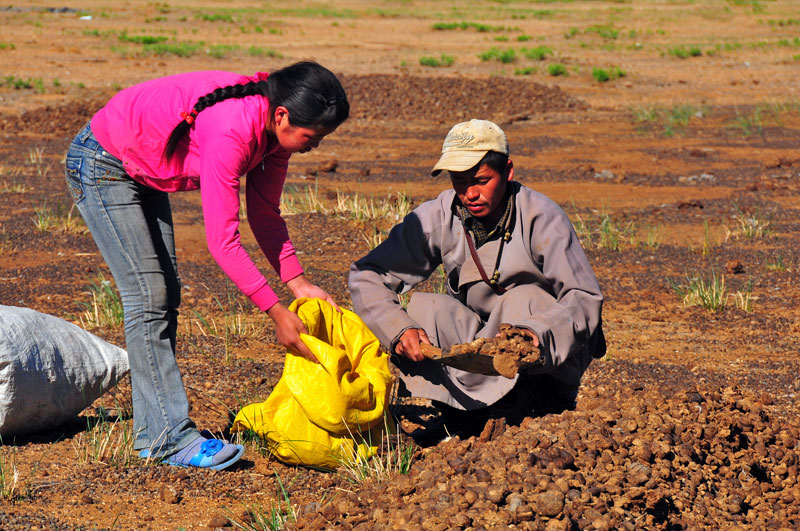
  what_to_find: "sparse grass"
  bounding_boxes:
[585,24,618,40]
[118,31,168,45]
[195,11,235,23]
[727,101,799,136]
[672,271,727,312]
[0,443,20,501]
[432,21,507,33]
[592,66,626,82]
[667,105,699,127]
[631,105,658,123]
[337,415,415,485]
[0,441,37,501]
[668,45,702,59]
[730,107,764,136]
[732,208,772,239]
[726,0,765,13]
[360,227,388,250]
[28,147,51,176]
[548,63,567,76]
[79,274,125,329]
[419,54,455,67]
[227,474,296,530]
[209,283,267,363]
[248,46,282,58]
[701,218,714,256]
[280,181,328,214]
[520,45,552,61]
[334,191,412,222]
[0,227,13,254]
[71,415,137,468]
[767,18,800,26]
[515,66,536,76]
[186,283,266,364]
[730,286,756,312]
[572,210,634,252]
[478,47,516,63]
[632,104,703,136]
[1,179,27,193]
[3,75,35,90]
[765,255,788,272]
[207,44,240,59]
[0,42,16,50]
[32,203,87,234]
[640,224,662,249]
[144,41,203,57]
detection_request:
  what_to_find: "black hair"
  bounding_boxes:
[478,150,510,178]
[162,61,349,162]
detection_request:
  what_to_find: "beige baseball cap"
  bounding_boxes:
[431,119,509,176]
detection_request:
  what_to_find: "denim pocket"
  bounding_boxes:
[94,149,127,182]
[65,156,85,203]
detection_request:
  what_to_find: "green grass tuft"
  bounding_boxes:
[419,54,455,67]
[547,63,567,76]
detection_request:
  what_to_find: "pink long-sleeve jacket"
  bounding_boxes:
[91,70,303,311]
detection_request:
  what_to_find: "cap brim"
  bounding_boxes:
[430,150,488,176]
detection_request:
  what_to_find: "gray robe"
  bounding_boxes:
[348,181,605,410]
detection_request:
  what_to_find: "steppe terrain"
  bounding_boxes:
[1,0,799,529]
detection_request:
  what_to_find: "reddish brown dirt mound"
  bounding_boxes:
[340,74,587,122]
[0,94,108,137]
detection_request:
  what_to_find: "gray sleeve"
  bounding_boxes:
[518,199,605,369]
[348,205,443,350]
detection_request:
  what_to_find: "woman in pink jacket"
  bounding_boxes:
[64,61,349,470]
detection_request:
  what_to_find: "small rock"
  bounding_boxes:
[79,493,94,504]
[545,517,570,531]
[533,490,565,517]
[507,493,525,512]
[485,484,508,504]
[725,260,745,275]
[479,418,506,442]
[319,159,338,173]
[207,513,230,528]
[473,468,491,482]
[320,503,338,520]
[359,167,370,176]
[160,484,182,504]
[514,504,534,522]
[594,169,615,180]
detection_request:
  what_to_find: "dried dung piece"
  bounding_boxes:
[450,324,543,378]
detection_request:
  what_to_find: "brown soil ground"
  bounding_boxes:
[1,1,800,529]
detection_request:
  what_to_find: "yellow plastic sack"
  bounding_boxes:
[232,298,393,469]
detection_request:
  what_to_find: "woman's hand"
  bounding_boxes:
[286,274,341,311]
[267,302,318,363]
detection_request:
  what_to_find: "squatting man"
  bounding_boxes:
[349,119,606,436]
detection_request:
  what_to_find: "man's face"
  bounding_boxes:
[449,162,511,224]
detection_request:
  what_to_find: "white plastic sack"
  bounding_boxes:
[0,305,129,437]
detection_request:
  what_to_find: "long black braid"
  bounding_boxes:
[161,61,349,163]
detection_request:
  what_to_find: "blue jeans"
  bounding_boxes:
[65,121,199,456]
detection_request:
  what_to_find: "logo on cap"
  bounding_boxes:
[443,132,475,150]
